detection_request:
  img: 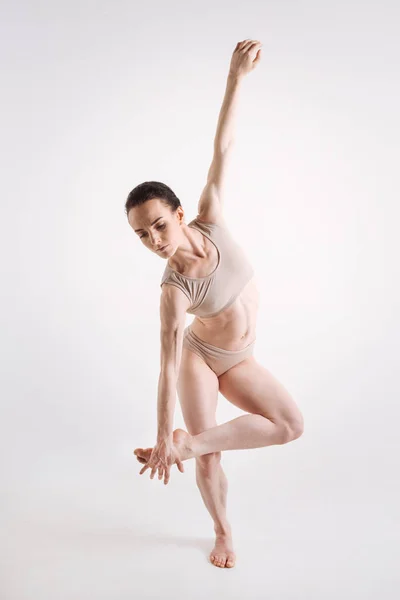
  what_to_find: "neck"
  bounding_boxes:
[168,224,207,272]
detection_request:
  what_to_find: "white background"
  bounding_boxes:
[1,0,399,598]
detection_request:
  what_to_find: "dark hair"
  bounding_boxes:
[125,181,182,218]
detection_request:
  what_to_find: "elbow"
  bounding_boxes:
[214,138,235,155]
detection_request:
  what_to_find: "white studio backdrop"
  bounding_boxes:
[1,1,399,599]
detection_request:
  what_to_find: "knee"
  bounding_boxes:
[279,415,304,444]
[196,452,222,474]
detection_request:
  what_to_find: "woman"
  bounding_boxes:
[127,39,304,569]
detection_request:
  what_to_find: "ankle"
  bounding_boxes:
[184,434,198,460]
[214,523,232,537]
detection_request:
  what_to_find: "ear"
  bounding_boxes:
[176,206,185,224]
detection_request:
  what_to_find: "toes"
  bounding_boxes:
[218,559,226,567]
[210,554,227,567]
[210,552,235,568]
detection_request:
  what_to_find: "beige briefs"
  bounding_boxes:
[182,325,256,377]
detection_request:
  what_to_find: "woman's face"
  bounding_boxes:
[128,198,183,257]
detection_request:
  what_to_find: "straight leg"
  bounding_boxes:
[195,453,236,568]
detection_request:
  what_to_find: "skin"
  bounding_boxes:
[127,40,305,569]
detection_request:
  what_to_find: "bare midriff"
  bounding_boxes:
[189,275,260,351]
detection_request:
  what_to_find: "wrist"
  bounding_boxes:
[228,71,243,84]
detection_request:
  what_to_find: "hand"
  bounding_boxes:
[137,435,184,485]
[229,39,263,79]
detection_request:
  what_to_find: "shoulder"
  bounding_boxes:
[160,281,191,325]
[160,283,190,331]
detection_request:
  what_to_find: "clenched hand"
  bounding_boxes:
[229,39,263,79]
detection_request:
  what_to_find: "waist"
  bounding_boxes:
[191,284,258,350]
[188,320,257,352]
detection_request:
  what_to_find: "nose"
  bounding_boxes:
[152,238,163,250]
[149,232,161,247]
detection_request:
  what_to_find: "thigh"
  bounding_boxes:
[177,347,220,436]
[218,356,303,430]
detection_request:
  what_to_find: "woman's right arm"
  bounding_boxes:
[157,284,191,441]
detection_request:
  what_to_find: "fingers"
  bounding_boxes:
[138,459,172,485]
[238,39,250,49]
[252,49,262,68]
[238,39,262,54]
[240,40,254,52]
[150,463,158,479]
[137,455,184,477]
[139,463,150,475]
[136,450,184,484]
[139,460,160,477]
[164,465,171,485]
[239,39,259,49]
[234,40,250,52]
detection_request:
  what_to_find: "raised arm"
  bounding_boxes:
[198,39,263,221]
[213,72,242,154]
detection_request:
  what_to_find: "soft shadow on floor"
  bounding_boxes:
[38,523,212,555]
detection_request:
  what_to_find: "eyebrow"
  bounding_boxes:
[134,217,163,233]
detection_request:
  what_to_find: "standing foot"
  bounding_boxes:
[210,530,236,568]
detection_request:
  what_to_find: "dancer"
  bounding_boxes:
[126,39,304,569]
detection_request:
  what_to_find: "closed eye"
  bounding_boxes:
[139,223,166,239]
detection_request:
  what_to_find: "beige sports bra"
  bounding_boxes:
[160,217,254,318]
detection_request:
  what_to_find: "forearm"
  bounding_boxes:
[156,368,178,440]
[213,72,243,153]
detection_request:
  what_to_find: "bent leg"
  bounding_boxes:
[182,356,304,459]
[218,355,304,440]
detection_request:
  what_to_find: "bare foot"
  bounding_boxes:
[133,428,194,466]
[210,531,236,568]
[133,447,152,464]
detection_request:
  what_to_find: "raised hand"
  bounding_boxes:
[229,39,263,79]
